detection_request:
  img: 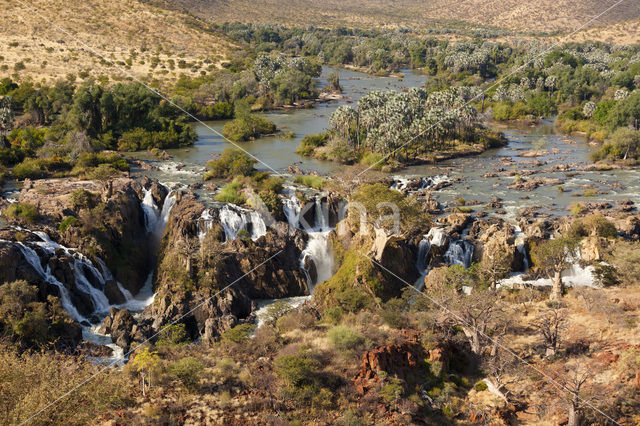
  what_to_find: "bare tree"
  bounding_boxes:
[481,348,521,403]
[435,286,504,355]
[555,362,593,426]
[532,306,566,358]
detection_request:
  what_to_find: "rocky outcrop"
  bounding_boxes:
[14,177,166,294]
[149,193,310,342]
[442,213,473,236]
[354,330,428,394]
[473,222,520,271]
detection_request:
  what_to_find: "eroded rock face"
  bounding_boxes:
[473,222,519,271]
[353,330,426,394]
[15,177,165,294]
[442,213,473,235]
[149,194,310,341]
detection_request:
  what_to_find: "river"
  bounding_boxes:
[128,66,640,218]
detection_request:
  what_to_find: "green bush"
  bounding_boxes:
[215,181,245,204]
[322,306,344,325]
[593,263,620,287]
[58,216,78,233]
[296,132,328,156]
[12,159,47,179]
[204,148,256,180]
[293,175,326,190]
[328,326,365,351]
[381,298,407,329]
[221,323,255,344]
[274,353,316,387]
[169,357,204,391]
[156,323,189,347]
[69,188,96,210]
[474,381,488,391]
[222,100,276,142]
[4,203,38,223]
[86,164,118,181]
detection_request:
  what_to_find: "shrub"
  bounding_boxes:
[58,216,78,233]
[215,181,245,204]
[12,159,47,179]
[221,323,255,344]
[322,306,344,325]
[296,132,328,156]
[169,357,204,391]
[293,175,326,189]
[381,298,407,329]
[328,326,365,351]
[69,188,96,210]
[156,323,189,347]
[593,263,620,287]
[86,164,118,181]
[582,214,618,238]
[274,353,315,387]
[569,203,586,216]
[222,100,276,142]
[4,202,38,223]
[276,310,316,332]
[474,381,488,391]
[263,300,294,326]
[204,148,256,180]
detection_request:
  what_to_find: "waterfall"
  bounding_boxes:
[390,175,450,192]
[514,226,529,271]
[427,227,448,247]
[16,243,85,322]
[414,236,432,291]
[218,204,267,242]
[198,208,214,242]
[301,230,334,293]
[444,240,474,268]
[155,190,176,241]
[314,195,329,231]
[141,188,160,233]
[249,210,267,239]
[283,195,301,229]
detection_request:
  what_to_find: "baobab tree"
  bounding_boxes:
[532,305,566,357]
[530,236,579,301]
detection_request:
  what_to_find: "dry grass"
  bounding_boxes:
[0,0,233,84]
[161,0,640,35]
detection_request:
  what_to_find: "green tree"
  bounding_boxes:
[131,347,161,396]
[530,237,579,301]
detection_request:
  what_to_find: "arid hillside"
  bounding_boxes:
[157,0,640,34]
[0,0,233,84]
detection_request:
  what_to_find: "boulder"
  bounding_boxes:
[353,330,425,394]
[104,280,127,305]
[442,213,473,235]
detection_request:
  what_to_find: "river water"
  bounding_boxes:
[128,66,640,217]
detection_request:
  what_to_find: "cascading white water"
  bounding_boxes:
[155,190,176,241]
[249,210,267,239]
[444,240,474,268]
[413,236,432,290]
[514,226,529,271]
[218,204,267,241]
[314,195,329,231]
[198,208,214,242]
[141,188,160,233]
[427,227,448,247]
[16,242,85,322]
[300,231,334,292]
[283,195,301,229]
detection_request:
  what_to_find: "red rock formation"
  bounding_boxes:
[353,330,427,394]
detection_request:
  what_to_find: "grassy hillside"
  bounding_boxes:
[0,0,233,84]
[157,0,640,35]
